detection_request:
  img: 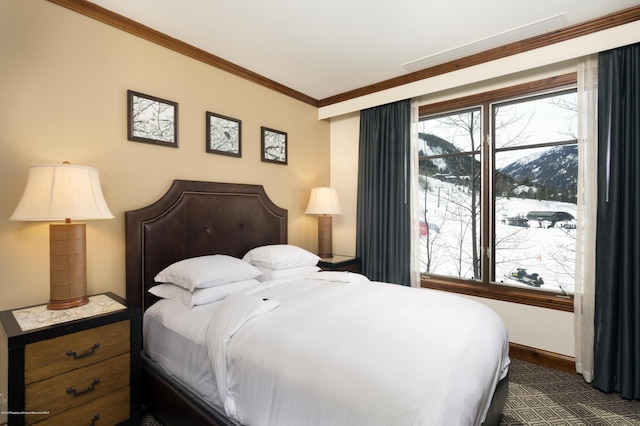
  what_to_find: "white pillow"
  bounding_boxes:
[149,279,260,308]
[154,255,263,291]
[254,265,321,281]
[243,244,320,270]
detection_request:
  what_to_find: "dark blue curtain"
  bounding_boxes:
[356,99,411,285]
[593,42,640,399]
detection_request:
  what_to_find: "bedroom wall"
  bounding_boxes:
[0,1,330,311]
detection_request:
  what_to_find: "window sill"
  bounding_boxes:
[420,276,574,312]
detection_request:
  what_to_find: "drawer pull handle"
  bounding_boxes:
[89,413,100,426]
[66,378,100,397]
[67,343,100,359]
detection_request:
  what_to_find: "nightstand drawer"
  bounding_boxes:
[25,353,129,424]
[25,320,130,383]
[28,387,130,426]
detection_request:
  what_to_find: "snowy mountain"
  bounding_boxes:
[498,145,578,202]
[419,133,578,203]
[418,132,480,178]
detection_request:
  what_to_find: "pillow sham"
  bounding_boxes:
[154,254,263,291]
[243,244,320,270]
[254,265,321,281]
[149,279,260,308]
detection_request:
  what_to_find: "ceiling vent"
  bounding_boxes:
[402,13,567,72]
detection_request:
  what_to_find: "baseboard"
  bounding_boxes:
[509,342,576,374]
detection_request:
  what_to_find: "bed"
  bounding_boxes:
[125,180,509,426]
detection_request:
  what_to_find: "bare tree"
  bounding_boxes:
[132,97,175,142]
[418,177,446,274]
[432,110,482,278]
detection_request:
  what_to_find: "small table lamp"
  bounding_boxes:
[10,163,114,310]
[305,187,343,258]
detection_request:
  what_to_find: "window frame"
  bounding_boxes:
[418,72,577,312]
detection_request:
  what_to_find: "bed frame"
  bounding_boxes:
[125,180,507,426]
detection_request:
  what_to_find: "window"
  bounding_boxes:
[418,75,577,310]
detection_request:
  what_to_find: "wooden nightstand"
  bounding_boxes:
[0,292,140,426]
[317,255,361,273]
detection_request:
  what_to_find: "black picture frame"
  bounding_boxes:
[127,90,178,147]
[206,112,241,157]
[261,126,287,165]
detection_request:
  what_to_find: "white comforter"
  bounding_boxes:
[205,273,509,426]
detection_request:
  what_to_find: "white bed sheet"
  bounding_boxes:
[144,299,223,406]
[142,274,330,406]
[144,273,510,426]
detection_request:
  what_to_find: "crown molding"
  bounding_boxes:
[47,1,640,110]
[318,4,640,107]
[47,0,319,107]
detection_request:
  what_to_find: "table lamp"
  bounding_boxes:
[10,162,114,309]
[305,187,343,258]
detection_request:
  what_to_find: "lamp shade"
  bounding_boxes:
[305,187,343,215]
[10,163,114,221]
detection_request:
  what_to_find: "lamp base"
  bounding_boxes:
[317,215,333,258]
[48,223,88,310]
[48,296,89,310]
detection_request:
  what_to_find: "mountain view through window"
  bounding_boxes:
[418,89,578,295]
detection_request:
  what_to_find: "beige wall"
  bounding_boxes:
[0,1,330,311]
[329,112,360,257]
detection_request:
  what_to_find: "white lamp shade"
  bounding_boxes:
[10,163,114,221]
[305,187,343,215]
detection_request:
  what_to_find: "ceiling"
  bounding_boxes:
[85,0,639,101]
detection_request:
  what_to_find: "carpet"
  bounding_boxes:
[499,359,640,425]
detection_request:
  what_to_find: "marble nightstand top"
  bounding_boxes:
[12,294,127,331]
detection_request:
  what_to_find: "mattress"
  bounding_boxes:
[144,273,510,426]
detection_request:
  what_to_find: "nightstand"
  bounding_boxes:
[0,292,140,426]
[317,255,361,273]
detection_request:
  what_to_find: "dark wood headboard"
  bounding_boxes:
[125,180,288,312]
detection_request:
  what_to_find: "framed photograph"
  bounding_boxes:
[206,112,241,157]
[127,90,178,147]
[261,127,287,165]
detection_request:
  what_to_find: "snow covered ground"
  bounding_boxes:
[419,177,576,294]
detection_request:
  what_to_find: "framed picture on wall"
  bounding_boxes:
[261,126,287,165]
[206,111,241,157]
[127,90,178,147]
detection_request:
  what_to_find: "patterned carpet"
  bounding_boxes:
[141,414,162,426]
[499,359,640,425]
[141,358,640,425]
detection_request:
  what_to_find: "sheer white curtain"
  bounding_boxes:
[574,54,598,382]
[409,98,421,287]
